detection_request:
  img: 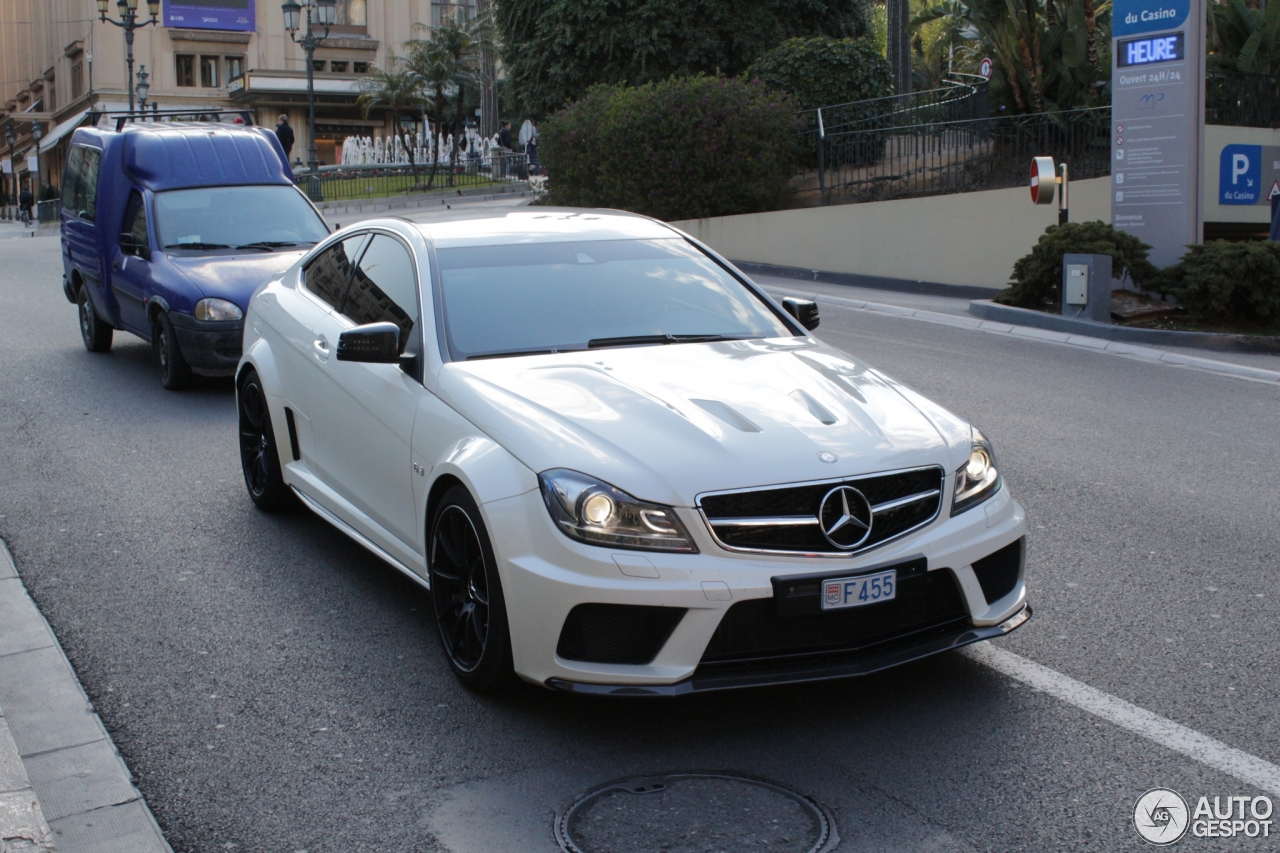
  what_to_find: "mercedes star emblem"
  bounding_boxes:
[818,485,873,550]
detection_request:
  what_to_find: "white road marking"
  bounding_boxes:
[964,644,1280,796]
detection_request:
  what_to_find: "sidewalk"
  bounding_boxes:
[0,539,171,853]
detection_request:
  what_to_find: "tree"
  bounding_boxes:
[496,0,874,117]
[356,56,423,179]
[404,10,495,185]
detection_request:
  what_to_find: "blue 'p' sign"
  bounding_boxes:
[1219,144,1261,205]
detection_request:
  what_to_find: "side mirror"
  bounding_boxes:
[120,232,151,260]
[781,297,820,331]
[337,321,401,363]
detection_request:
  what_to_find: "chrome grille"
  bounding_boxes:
[698,466,944,555]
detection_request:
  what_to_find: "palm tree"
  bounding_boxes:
[404,9,496,186]
[356,56,423,182]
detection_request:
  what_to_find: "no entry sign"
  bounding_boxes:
[1031,156,1057,205]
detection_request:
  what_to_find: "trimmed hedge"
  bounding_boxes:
[745,36,892,112]
[1153,240,1280,329]
[541,75,801,221]
[999,221,1157,310]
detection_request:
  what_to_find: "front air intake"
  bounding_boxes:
[556,604,686,665]
[971,537,1024,604]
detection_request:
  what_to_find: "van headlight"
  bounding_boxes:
[194,298,244,321]
[951,427,1001,515]
[539,469,697,552]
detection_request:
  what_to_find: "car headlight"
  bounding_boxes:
[194,298,244,321]
[539,469,697,552]
[951,427,1001,515]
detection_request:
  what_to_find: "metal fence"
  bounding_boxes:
[1206,71,1280,129]
[298,152,530,203]
[792,105,1111,206]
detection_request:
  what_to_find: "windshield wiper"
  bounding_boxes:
[467,347,587,360]
[587,333,755,349]
[164,242,232,250]
[236,241,304,250]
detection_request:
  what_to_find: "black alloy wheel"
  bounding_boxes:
[429,486,516,691]
[237,370,292,512]
[77,285,113,352]
[152,311,194,390]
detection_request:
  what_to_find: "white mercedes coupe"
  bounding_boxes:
[236,211,1030,694]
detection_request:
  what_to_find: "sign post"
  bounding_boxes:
[1110,0,1205,267]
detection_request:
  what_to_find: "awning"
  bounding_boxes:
[40,108,92,153]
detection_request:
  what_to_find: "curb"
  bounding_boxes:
[969,299,1280,354]
[0,539,172,853]
[762,285,1280,385]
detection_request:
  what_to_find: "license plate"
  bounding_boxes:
[821,569,897,610]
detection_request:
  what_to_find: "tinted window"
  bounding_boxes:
[304,235,365,310]
[79,148,100,222]
[437,238,793,359]
[341,235,418,348]
[122,191,148,246]
[61,146,83,214]
[154,185,328,252]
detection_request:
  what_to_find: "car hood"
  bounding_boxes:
[437,338,973,507]
[166,251,308,308]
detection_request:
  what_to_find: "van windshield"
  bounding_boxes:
[155,185,329,252]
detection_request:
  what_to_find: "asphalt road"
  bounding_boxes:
[1,232,1278,853]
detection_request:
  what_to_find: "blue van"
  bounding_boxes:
[61,113,329,389]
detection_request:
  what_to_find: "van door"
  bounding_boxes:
[61,145,107,317]
[109,190,153,334]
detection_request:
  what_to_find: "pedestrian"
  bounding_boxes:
[275,114,295,159]
[18,184,33,226]
[497,121,512,151]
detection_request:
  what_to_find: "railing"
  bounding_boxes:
[791,106,1111,206]
[297,152,530,203]
[1206,71,1280,129]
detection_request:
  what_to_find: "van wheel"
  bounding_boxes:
[77,285,113,352]
[153,312,193,390]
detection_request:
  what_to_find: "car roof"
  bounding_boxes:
[415,210,679,248]
[70,122,293,192]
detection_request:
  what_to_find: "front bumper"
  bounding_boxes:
[483,482,1030,692]
[168,313,244,377]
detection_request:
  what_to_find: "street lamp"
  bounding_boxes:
[5,124,15,208]
[98,0,161,112]
[30,121,43,202]
[136,65,150,111]
[283,0,336,172]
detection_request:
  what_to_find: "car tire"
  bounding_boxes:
[237,370,294,513]
[77,284,113,353]
[152,311,193,390]
[429,486,517,692]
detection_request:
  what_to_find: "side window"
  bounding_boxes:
[341,235,419,348]
[79,148,101,222]
[62,146,83,214]
[121,191,148,246]
[303,235,365,310]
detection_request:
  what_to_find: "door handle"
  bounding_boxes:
[313,335,330,362]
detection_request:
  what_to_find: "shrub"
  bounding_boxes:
[998,221,1157,310]
[745,36,892,112]
[541,75,801,221]
[1153,240,1280,328]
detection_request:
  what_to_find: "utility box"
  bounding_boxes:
[1061,253,1113,323]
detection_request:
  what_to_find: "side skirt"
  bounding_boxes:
[290,486,432,593]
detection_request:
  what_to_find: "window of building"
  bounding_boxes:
[329,61,348,73]
[353,61,368,74]
[46,84,55,113]
[336,0,366,26]
[312,60,326,73]
[176,55,195,87]
[431,0,475,26]
[71,62,84,99]
[200,55,219,88]
[224,56,243,82]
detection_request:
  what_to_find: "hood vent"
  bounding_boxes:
[788,389,838,425]
[690,399,761,433]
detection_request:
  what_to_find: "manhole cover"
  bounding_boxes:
[555,772,838,853]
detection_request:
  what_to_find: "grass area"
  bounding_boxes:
[311,171,510,202]
[1120,313,1280,337]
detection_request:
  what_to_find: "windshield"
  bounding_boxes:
[437,238,795,359]
[155,185,329,252]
